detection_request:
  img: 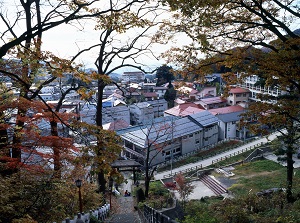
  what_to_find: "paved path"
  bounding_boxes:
[154,131,282,180]
[108,174,141,223]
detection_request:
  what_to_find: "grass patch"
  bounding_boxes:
[157,140,243,172]
[210,150,254,168]
[228,160,300,196]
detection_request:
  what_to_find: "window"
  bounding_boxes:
[196,140,200,144]
[176,148,180,152]
[189,134,193,138]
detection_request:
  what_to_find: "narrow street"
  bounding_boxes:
[108,174,141,223]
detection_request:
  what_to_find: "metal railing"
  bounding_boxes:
[141,204,178,223]
[53,204,110,223]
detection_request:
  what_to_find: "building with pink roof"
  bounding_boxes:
[195,96,227,110]
[164,102,204,117]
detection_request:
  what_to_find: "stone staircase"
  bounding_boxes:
[199,174,227,196]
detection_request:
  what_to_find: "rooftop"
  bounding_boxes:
[200,96,227,104]
[209,105,245,115]
[229,87,251,94]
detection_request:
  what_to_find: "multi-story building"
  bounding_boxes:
[227,87,251,105]
[152,86,168,98]
[102,105,130,125]
[208,105,246,140]
[236,74,283,102]
[121,71,144,83]
[129,102,155,125]
[117,111,219,166]
[196,96,227,110]
[147,99,168,118]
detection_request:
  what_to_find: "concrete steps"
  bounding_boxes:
[199,174,227,196]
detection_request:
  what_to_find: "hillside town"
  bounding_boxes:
[1,1,300,223]
[1,69,267,166]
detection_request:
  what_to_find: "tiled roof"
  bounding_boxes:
[188,110,219,127]
[208,105,245,115]
[200,96,227,104]
[229,87,250,93]
[164,103,204,117]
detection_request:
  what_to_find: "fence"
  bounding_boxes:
[53,203,110,223]
[141,204,179,223]
[163,164,202,178]
[163,141,267,179]
[211,141,266,164]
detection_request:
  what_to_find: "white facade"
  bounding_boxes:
[102,105,130,125]
[129,102,154,125]
[121,71,144,83]
[237,74,283,102]
[147,99,168,118]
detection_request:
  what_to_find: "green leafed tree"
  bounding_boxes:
[155,64,174,86]
[159,0,300,203]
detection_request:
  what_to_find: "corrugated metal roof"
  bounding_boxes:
[118,116,202,148]
[188,110,219,127]
[216,111,244,123]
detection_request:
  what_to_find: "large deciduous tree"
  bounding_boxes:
[159,0,300,202]
[73,0,165,192]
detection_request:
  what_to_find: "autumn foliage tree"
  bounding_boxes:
[174,173,195,209]
[72,0,165,192]
[159,0,300,202]
[0,1,132,221]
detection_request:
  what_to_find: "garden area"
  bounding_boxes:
[157,140,243,172]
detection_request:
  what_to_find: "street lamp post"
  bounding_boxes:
[75,179,83,213]
[108,177,113,210]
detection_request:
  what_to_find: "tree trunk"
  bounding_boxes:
[286,146,294,203]
[0,113,9,176]
[50,120,61,178]
[144,175,150,198]
[96,80,107,193]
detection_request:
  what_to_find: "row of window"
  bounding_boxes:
[162,147,181,157]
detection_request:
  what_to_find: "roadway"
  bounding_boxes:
[154,131,283,180]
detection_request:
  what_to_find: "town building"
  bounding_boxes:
[147,99,168,118]
[236,73,284,102]
[164,102,204,117]
[117,111,219,166]
[121,71,145,83]
[227,87,251,105]
[129,102,155,125]
[208,105,245,140]
[195,96,227,110]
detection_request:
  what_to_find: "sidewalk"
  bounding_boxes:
[108,172,141,223]
[154,131,282,180]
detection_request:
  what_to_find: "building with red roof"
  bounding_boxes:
[227,87,251,105]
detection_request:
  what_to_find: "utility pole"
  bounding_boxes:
[170,117,174,175]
